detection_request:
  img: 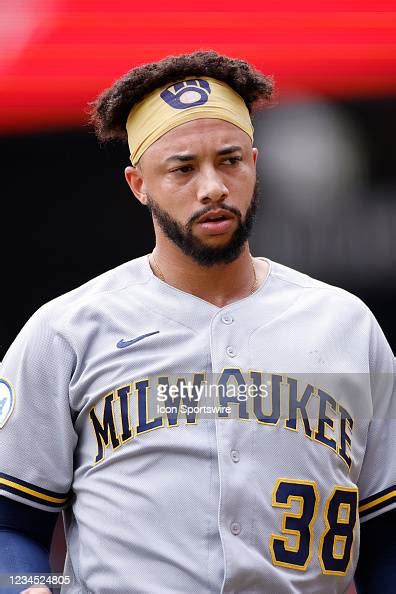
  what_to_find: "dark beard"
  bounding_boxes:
[146,183,258,266]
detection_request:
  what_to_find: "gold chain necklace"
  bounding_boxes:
[150,253,258,295]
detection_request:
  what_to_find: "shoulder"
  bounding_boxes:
[267,258,373,317]
[15,255,152,339]
[266,259,393,357]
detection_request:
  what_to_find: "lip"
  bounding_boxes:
[195,209,236,236]
[197,217,235,236]
[196,209,234,224]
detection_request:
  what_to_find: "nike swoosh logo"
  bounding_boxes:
[117,331,160,349]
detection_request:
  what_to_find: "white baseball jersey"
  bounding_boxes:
[0,255,395,593]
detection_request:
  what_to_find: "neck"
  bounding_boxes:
[150,238,267,307]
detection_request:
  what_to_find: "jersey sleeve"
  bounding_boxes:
[357,317,396,523]
[0,305,77,512]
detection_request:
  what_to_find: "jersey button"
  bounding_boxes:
[226,346,237,357]
[231,450,240,463]
[221,314,234,325]
[230,522,241,535]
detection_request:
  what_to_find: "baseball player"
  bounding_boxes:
[0,51,395,594]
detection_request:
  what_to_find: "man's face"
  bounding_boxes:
[126,118,258,266]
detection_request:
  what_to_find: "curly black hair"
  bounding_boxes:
[90,50,274,143]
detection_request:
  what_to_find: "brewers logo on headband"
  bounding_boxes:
[126,76,254,165]
[160,80,211,110]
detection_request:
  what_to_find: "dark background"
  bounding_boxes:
[1,96,395,358]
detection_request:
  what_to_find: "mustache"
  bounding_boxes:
[187,204,242,228]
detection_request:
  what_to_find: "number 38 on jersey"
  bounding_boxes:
[270,479,358,576]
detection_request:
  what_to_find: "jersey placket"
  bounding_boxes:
[210,306,260,593]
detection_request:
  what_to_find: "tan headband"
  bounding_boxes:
[126,77,254,165]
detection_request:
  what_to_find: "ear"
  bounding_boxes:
[252,147,258,167]
[124,165,148,205]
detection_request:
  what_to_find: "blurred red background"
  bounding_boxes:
[1,0,396,133]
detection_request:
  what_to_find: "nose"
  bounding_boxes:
[196,166,229,204]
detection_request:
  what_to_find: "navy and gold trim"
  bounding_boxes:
[359,485,396,519]
[0,472,71,509]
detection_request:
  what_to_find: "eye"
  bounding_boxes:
[171,165,194,174]
[223,156,242,165]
